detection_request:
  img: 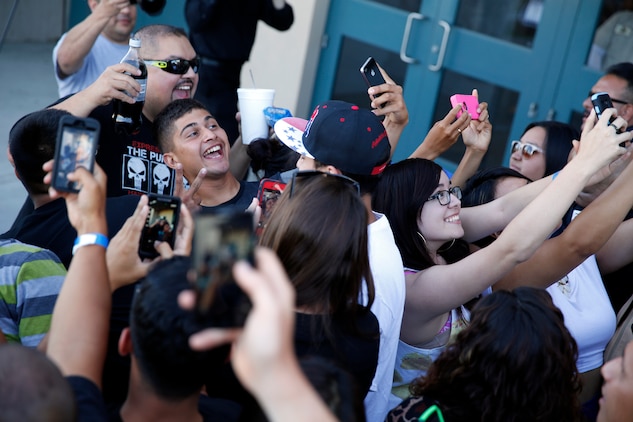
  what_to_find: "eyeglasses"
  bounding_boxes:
[418,404,445,422]
[511,140,544,158]
[289,170,361,198]
[588,91,629,105]
[427,186,462,206]
[144,57,200,74]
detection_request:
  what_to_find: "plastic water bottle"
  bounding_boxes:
[112,37,147,136]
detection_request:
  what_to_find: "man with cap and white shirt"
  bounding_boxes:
[275,100,406,422]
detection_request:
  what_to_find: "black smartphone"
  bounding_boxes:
[256,178,286,236]
[52,115,100,193]
[139,194,181,259]
[192,211,255,327]
[360,56,387,108]
[591,92,622,134]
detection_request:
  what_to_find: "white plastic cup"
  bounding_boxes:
[237,88,275,144]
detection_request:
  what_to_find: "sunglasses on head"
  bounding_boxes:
[289,170,361,198]
[144,57,200,74]
[511,140,544,158]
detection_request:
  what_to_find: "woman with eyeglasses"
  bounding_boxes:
[509,121,579,181]
[386,287,583,422]
[371,109,629,410]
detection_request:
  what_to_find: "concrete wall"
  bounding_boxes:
[240,0,330,119]
[0,0,67,42]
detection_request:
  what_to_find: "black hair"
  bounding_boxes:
[520,121,578,177]
[246,136,300,179]
[8,109,71,195]
[153,98,208,152]
[605,62,633,103]
[130,256,227,400]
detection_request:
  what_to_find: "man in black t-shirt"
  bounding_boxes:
[51,24,200,198]
[154,98,258,213]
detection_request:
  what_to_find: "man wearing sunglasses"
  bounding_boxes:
[53,0,137,98]
[274,100,406,422]
[582,62,633,132]
[51,24,200,199]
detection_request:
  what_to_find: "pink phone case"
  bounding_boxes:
[450,94,480,119]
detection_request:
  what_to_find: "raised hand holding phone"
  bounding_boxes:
[191,211,256,328]
[51,115,100,193]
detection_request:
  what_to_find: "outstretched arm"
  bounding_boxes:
[495,153,633,290]
[408,109,630,321]
[45,163,110,387]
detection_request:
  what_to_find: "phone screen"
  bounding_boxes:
[52,116,100,192]
[192,211,255,327]
[257,179,286,235]
[139,194,181,259]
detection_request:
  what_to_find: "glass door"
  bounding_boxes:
[312,0,601,168]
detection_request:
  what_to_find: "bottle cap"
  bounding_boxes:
[129,38,141,48]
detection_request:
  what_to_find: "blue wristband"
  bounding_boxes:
[552,171,560,180]
[72,233,108,255]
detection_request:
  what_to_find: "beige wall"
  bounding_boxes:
[1,0,66,42]
[240,0,330,120]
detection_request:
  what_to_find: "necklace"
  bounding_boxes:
[557,275,571,297]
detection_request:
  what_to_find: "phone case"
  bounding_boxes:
[139,194,181,259]
[450,94,480,120]
[360,57,386,89]
[591,92,614,119]
[52,116,100,193]
[192,211,255,327]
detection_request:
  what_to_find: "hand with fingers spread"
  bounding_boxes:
[106,195,153,291]
[173,163,206,214]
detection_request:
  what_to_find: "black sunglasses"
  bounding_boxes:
[588,90,628,105]
[289,170,361,198]
[144,57,200,74]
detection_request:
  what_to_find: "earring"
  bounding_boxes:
[438,239,456,253]
[416,231,428,248]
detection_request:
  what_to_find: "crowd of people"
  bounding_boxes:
[3,1,633,421]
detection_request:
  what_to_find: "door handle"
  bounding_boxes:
[400,12,424,64]
[428,20,451,72]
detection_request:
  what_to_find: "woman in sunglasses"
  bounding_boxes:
[386,287,583,422]
[509,120,579,181]
[371,109,630,410]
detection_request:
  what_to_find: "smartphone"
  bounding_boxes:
[192,211,255,327]
[591,92,622,134]
[450,94,480,120]
[52,115,100,193]
[139,194,181,259]
[360,56,387,107]
[256,178,286,235]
